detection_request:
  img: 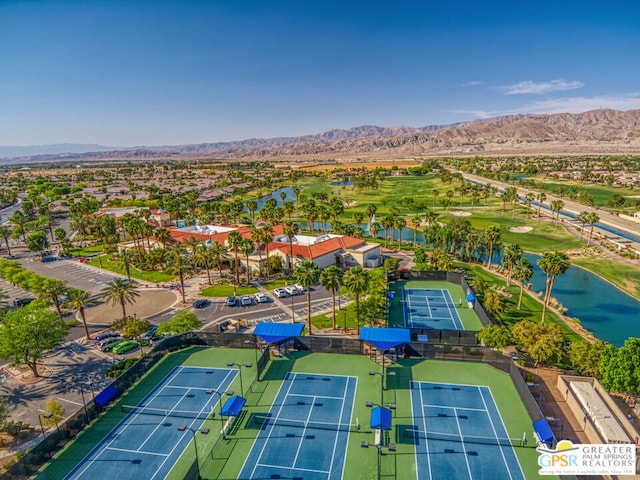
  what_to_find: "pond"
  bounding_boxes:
[523,253,640,346]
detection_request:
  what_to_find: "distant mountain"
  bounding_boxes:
[2,109,640,163]
[0,143,118,160]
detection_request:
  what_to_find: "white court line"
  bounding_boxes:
[255,462,329,474]
[479,386,525,480]
[105,446,168,458]
[422,404,486,412]
[248,373,297,477]
[327,375,350,479]
[288,392,347,400]
[292,395,317,468]
[452,407,473,478]
[67,366,185,480]
[418,383,433,480]
[150,368,235,480]
[443,289,464,330]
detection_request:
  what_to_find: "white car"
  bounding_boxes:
[295,283,307,293]
[254,293,268,303]
[240,295,252,306]
[273,288,287,298]
[284,286,298,296]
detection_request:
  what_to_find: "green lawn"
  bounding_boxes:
[200,284,259,297]
[529,178,638,208]
[38,347,548,480]
[68,245,105,257]
[571,256,640,299]
[85,255,176,283]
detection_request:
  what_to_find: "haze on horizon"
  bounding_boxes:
[1,0,639,148]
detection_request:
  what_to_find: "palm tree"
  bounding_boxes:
[0,225,12,256]
[282,222,300,273]
[101,278,140,318]
[394,217,407,248]
[525,192,535,220]
[185,236,202,256]
[294,261,321,335]
[512,257,533,310]
[586,212,600,246]
[550,199,565,223]
[67,288,93,341]
[342,266,370,334]
[32,277,67,318]
[239,237,255,284]
[257,225,274,279]
[226,231,243,288]
[411,216,422,246]
[320,265,343,330]
[166,245,194,304]
[576,211,589,240]
[209,241,229,277]
[246,200,258,224]
[193,244,215,285]
[501,243,522,287]
[536,192,547,221]
[112,248,137,282]
[366,204,377,229]
[484,226,501,270]
[538,251,570,322]
[155,227,172,248]
[370,222,381,240]
[431,189,439,209]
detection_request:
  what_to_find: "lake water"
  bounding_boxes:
[523,253,640,346]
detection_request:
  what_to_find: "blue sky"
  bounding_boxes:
[1,0,639,147]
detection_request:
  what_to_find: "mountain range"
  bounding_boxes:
[2,109,640,163]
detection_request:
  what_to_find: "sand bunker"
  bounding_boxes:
[509,226,533,233]
[451,211,471,217]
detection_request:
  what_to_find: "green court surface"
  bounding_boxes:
[387,280,484,331]
[39,346,552,480]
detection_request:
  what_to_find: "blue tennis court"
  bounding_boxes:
[410,381,525,480]
[403,288,464,330]
[239,372,357,480]
[64,366,237,480]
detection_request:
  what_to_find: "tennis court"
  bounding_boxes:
[410,381,525,480]
[238,372,357,480]
[403,287,464,330]
[64,366,237,480]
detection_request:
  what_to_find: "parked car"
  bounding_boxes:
[240,295,252,306]
[254,293,268,303]
[273,288,287,298]
[192,299,209,309]
[41,256,57,263]
[284,286,298,296]
[100,337,124,351]
[112,340,140,355]
[295,283,307,293]
[226,296,237,306]
[94,332,120,344]
[140,325,158,341]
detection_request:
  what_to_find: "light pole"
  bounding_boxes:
[177,425,202,480]
[227,362,253,397]
[361,441,396,480]
[369,369,396,406]
[38,412,52,441]
[207,389,233,439]
[77,383,88,423]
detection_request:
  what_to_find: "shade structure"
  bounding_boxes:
[359,327,410,351]
[370,406,392,431]
[466,293,476,303]
[254,322,304,344]
[533,418,554,448]
[220,395,246,417]
[94,386,119,408]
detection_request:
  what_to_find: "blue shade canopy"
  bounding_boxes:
[94,386,119,408]
[466,293,476,302]
[370,406,392,431]
[220,396,246,417]
[359,327,410,351]
[533,418,554,447]
[254,322,304,344]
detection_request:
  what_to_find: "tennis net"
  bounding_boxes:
[251,414,357,433]
[121,404,212,420]
[405,429,522,447]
